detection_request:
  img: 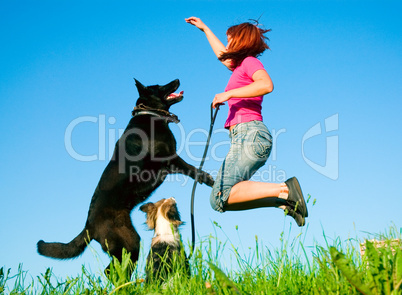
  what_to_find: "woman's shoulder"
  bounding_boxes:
[242,56,263,66]
[244,56,259,62]
[238,56,265,74]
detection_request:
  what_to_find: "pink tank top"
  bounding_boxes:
[224,56,265,129]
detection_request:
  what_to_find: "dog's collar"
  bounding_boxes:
[132,104,180,124]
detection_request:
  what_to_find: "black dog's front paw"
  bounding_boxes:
[198,171,215,187]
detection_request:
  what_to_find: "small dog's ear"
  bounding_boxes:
[140,203,157,229]
[134,79,149,97]
[140,202,154,213]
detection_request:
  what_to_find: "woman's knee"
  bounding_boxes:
[210,188,231,213]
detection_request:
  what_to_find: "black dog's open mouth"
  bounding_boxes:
[166,90,184,103]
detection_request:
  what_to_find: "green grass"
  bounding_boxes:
[1,225,401,295]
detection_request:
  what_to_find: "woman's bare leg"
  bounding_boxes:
[224,181,288,211]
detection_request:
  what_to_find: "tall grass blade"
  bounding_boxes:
[207,261,241,295]
[330,246,374,295]
[394,249,402,291]
[0,267,10,294]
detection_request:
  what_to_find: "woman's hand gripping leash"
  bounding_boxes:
[212,92,229,109]
[189,102,220,258]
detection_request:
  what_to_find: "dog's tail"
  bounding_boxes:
[37,229,91,259]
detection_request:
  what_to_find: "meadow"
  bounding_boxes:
[1,224,401,295]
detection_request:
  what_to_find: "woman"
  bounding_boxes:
[185,17,308,226]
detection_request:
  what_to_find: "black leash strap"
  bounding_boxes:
[190,104,219,257]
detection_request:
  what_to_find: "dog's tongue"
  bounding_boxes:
[167,91,184,100]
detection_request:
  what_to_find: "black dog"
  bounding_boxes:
[37,79,214,274]
[140,197,190,284]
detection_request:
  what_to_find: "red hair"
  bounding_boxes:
[219,22,271,69]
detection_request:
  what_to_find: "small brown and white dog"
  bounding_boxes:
[140,197,190,283]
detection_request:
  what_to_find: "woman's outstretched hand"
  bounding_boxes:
[185,17,208,31]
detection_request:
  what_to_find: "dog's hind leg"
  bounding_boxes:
[101,220,140,278]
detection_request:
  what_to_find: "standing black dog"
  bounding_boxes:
[37,79,214,274]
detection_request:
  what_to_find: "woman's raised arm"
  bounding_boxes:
[185,17,232,69]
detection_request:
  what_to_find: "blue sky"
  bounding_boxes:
[1,0,401,280]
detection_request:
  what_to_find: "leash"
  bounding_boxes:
[189,103,219,257]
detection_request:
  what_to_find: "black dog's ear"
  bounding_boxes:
[134,79,149,97]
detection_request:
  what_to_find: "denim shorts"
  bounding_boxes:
[210,120,273,212]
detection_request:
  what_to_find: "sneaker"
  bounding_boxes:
[284,206,305,227]
[285,177,308,218]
